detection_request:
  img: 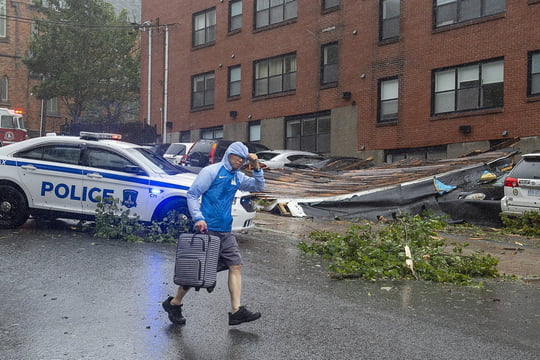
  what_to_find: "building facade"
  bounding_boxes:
[140,0,540,163]
[0,0,69,136]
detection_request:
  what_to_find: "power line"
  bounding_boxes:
[3,13,157,30]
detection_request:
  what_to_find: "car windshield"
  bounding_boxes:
[1,116,16,129]
[288,156,325,165]
[164,144,185,156]
[127,147,189,175]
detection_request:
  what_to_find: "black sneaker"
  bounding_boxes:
[228,306,261,326]
[162,296,186,325]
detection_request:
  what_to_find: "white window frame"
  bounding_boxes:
[228,65,241,97]
[47,97,59,114]
[379,77,399,123]
[0,75,8,102]
[433,58,504,115]
[0,0,6,38]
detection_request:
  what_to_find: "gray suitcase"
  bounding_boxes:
[174,233,220,292]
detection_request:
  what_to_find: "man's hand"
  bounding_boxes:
[194,220,207,233]
[247,153,260,171]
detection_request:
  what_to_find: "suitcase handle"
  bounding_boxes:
[189,233,207,252]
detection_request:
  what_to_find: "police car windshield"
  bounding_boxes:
[129,147,186,175]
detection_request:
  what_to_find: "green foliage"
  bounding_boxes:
[24,0,140,123]
[298,214,499,285]
[93,197,144,242]
[500,211,540,237]
[92,198,190,243]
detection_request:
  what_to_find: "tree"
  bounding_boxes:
[23,0,140,127]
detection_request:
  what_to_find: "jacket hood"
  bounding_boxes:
[223,141,249,171]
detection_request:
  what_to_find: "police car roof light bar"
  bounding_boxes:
[80,132,122,141]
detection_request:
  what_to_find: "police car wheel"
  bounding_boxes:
[0,185,29,229]
[153,198,190,224]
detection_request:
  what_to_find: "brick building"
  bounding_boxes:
[0,0,67,137]
[140,0,540,163]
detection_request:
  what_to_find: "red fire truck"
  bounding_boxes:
[0,107,28,146]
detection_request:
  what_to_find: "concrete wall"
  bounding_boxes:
[516,136,540,155]
[260,117,285,149]
[447,141,491,158]
[331,105,358,156]
[224,122,248,142]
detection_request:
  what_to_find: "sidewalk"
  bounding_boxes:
[247,211,540,283]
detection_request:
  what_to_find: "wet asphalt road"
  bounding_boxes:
[1,220,539,360]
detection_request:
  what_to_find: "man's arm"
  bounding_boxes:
[187,167,215,230]
[238,153,265,192]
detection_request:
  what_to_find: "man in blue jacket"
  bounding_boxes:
[163,141,265,326]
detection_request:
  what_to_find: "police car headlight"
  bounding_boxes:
[240,196,256,212]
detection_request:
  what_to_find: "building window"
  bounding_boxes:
[323,0,339,10]
[254,53,296,97]
[0,0,6,38]
[321,42,338,86]
[191,71,215,109]
[46,97,59,115]
[228,65,241,97]
[255,0,297,29]
[201,126,223,139]
[286,111,330,153]
[38,1,66,9]
[0,76,7,102]
[180,131,191,143]
[434,0,505,28]
[378,77,399,123]
[380,0,400,40]
[229,0,242,32]
[529,51,540,97]
[193,8,216,47]
[385,145,446,163]
[249,121,261,142]
[433,58,504,115]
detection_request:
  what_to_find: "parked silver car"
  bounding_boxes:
[501,153,540,215]
[257,150,320,169]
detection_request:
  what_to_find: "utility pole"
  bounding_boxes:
[162,25,169,144]
[141,21,152,126]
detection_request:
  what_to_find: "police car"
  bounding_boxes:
[0,132,256,230]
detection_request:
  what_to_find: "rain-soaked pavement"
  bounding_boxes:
[1,219,539,360]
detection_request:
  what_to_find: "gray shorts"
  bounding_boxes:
[209,231,243,272]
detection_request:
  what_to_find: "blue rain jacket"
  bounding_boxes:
[187,142,265,232]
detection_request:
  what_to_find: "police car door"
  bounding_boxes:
[81,146,149,219]
[16,143,84,214]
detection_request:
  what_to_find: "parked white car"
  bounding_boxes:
[163,142,194,165]
[0,133,255,230]
[501,152,540,216]
[257,150,320,169]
